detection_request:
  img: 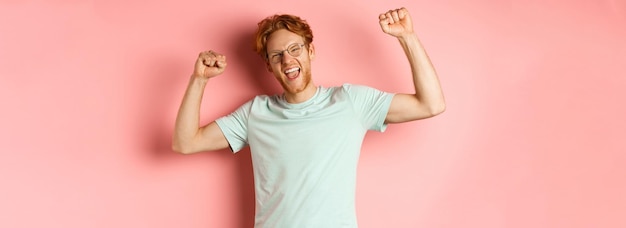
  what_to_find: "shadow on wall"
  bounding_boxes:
[137,24,265,228]
[229,27,283,95]
[141,53,188,159]
[227,28,266,228]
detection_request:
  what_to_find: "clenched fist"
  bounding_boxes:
[193,50,227,79]
[379,7,414,38]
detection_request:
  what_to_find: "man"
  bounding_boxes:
[172,7,445,228]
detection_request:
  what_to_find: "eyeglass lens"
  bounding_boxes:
[270,44,303,63]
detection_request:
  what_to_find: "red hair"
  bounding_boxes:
[254,14,314,60]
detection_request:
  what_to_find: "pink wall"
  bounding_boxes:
[1,0,625,227]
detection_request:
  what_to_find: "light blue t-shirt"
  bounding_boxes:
[215,84,394,228]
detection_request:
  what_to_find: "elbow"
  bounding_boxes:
[419,102,445,119]
[172,146,194,155]
[171,143,186,154]
[430,103,446,116]
[171,140,195,155]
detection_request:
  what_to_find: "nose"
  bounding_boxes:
[281,51,295,64]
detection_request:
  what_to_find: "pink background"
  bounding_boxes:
[1,0,625,227]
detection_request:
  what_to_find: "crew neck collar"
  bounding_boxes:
[280,86,322,108]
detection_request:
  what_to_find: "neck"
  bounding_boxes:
[284,83,317,104]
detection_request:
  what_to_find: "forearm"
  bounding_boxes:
[398,33,445,113]
[172,76,209,152]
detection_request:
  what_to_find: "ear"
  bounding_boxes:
[265,60,273,73]
[308,43,315,60]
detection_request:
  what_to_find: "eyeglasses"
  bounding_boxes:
[267,43,305,64]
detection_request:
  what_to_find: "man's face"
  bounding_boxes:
[265,29,315,95]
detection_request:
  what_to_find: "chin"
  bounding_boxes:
[277,71,312,94]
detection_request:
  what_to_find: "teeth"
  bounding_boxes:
[285,67,300,74]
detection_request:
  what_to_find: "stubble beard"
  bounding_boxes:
[279,68,312,95]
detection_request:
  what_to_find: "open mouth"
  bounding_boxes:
[284,67,300,80]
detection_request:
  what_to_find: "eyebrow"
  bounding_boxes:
[267,43,300,54]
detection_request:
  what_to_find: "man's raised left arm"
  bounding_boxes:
[379,7,446,123]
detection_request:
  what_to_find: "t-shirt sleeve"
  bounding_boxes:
[342,84,395,132]
[215,100,252,153]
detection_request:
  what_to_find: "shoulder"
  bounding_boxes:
[251,94,271,102]
[339,83,385,96]
[229,94,274,112]
[247,94,283,104]
[245,93,284,110]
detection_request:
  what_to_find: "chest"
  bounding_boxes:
[246,100,365,162]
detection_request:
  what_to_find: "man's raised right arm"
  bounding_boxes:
[172,51,230,154]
